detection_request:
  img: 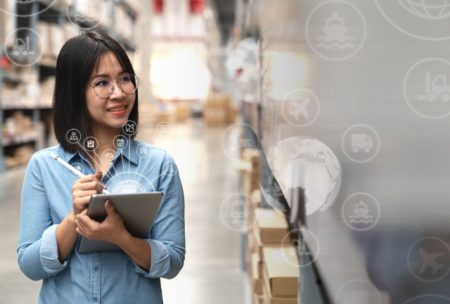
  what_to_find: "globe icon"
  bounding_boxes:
[267,137,342,215]
[399,0,450,19]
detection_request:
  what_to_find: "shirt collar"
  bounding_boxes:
[118,139,139,165]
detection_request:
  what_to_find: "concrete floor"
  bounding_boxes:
[0,118,248,304]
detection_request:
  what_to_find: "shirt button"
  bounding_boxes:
[94,266,99,272]
[93,296,98,302]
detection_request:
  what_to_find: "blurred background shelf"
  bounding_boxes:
[0,0,139,172]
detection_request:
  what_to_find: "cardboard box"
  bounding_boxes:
[206,93,230,107]
[227,103,238,124]
[263,247,299,298]
[247,228,256,253]
[174,102,190,122]
[155,111,172,124]
[255,208,289,245]
[204,93,232,125]
[251,189,262,207]
[254,252,264,279]
[242,149,260,196]
[262,284,297,304]
[253,227,284,262]
[204,106,227,125]
[253,293,264,304]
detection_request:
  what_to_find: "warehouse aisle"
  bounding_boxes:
[0,118,246,304]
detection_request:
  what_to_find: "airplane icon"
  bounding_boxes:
[289,97,310,120]
[419,247,445,275]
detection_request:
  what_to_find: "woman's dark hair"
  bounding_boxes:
[53,31,139,153]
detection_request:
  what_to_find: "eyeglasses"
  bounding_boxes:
[90,73,138,99]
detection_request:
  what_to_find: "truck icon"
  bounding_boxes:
[418,72,450,102]
[351,134,373,153]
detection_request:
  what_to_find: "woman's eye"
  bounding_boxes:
[94,80,109,87]
[120,74,132,82]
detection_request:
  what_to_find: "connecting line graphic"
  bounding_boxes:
[73,135,178,194]
[76,142,118,181]
[128,135,131,174]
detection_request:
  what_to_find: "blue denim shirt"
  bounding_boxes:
[17,140,185,304]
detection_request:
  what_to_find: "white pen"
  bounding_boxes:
[49,152,110,194]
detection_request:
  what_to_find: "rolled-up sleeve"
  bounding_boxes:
[134,153,185,279]
[17,155,67,280]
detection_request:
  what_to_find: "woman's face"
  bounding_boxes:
[85,52,136,132]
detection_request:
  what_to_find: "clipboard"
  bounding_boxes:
[78,192,163,254]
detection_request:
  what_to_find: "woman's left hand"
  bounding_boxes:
[75,200,130,246]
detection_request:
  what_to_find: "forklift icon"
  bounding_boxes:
[11,36,35,58]
[418,72,450,102]
[351,134,373,153]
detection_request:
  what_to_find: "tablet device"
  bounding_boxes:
[78,192,163,254]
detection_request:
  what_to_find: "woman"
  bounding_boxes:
[17,31,185,303]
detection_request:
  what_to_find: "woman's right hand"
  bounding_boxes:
[72,172,103,216]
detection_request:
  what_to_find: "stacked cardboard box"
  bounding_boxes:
[204,93,234,125]
[262,247,299,304]
[155,110,173,124]
[5,144,34,169]
[251,252,264,304]
[248,208,298,304]
[239,147,299,303]
[242,149,259,197]
[227,102,238,124]
[174,101,191,123]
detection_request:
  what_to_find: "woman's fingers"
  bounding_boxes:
[75,180,99,191]
[73,189,97,199]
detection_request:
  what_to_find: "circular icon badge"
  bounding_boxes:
[407,237,450,283]
[221,123,260,162]
[376,0,450,41]
[106,172,156,194]
[341,124,381,163]
[281,228,320,268]
[113,135,128,150]
[137,143,151,158]
[336,280,381,304]
[0,0,57,17]
[306,0,367,61]
[101,149,116,164]
[83,136,98,151]
[342,192,381,231]
[219,193,255,233]
[122,120,137,136]
[66,128,81,144]
[267,136,342,215]
[281,89,320,127]
[260,181,287,212]
[111,180,146,194]
[156,122,170,134]
[71,162,84,176]
[403,294,450,304]
[67,0,108,30]
[403,58,450,119]
[161,161,178,177]
[5,28,42,66]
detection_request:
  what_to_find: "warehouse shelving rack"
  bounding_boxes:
[0,0,139,172]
